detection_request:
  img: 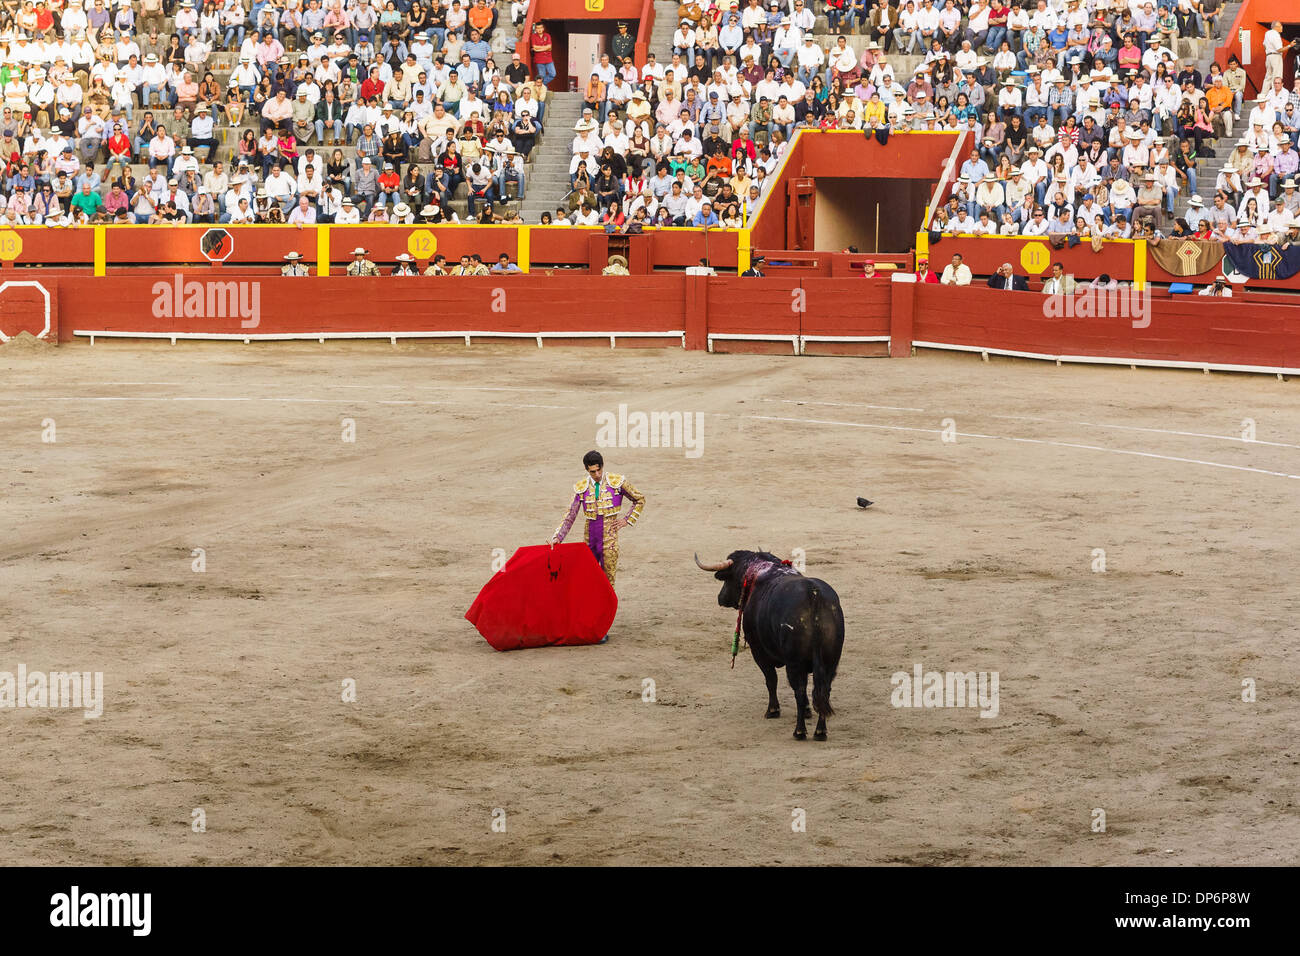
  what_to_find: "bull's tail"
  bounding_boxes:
[809,585,840,719]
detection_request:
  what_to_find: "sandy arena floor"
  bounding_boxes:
[1,341,1297,866]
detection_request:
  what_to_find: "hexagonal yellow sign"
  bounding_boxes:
[407,229,437,259]
[1019,240,1051,275]
[585,0,604,10]
[0,229,24,261]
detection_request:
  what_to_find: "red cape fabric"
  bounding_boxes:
[465,544,618,651]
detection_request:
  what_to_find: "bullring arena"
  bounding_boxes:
[2,0,1299,871]
[3,338,1297,866]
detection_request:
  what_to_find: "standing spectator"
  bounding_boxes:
[530,21,555,87]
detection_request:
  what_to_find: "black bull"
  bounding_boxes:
[696,550,845,740]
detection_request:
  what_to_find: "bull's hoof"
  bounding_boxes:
[793,728,807,740]
[813,729,827,741]
[765,706,781,719]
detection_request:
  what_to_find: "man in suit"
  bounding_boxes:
[986,261,1029,290]
[741,254,766,277]
[1040,261,1077,295]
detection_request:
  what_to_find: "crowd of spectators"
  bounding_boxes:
[0,0,536,225]
[0,0,1291,247]
[912,11,1300,246]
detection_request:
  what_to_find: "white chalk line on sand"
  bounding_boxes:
[6,389,1294,478]
[760,398,927,413]
[6,396,578,410]
[752,415,1300,481]
[761,398,1300,450]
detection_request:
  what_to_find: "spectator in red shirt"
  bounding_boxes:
[376,162,400,206]
[530,22,556,87]
[915,257,939,283]
[359,65,386,103]
[106,122,133,174]
[34,1,54,33]
[731,128,757,164]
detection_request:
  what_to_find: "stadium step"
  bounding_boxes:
[510,91,584,217]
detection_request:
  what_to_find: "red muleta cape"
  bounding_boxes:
[465,543,618,651]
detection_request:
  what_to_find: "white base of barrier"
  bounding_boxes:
[913,340,1300,377]
[708,333,891,355]
[74,329,686,349]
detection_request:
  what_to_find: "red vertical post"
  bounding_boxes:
[683,274,708,351]
[889,276,916,357]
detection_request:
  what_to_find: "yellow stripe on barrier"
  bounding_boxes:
[737,228,751,275]
[518,225,530,273]
[916,231,929,261]
[317,224,330,276]
[93,225,106,276]
[1133,239,1147,291]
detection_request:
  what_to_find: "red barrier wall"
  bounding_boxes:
[926,233,1300,291]
[923,235,1140,285]
[0,279,58,341]
[6,273,1298,376]
[911,283,1300,370]
[0,223,740,273]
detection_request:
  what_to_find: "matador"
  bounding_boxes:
[550,450,645,588]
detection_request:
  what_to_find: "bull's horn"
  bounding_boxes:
[694,553,733,572]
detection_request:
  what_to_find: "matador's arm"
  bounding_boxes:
[619,479,646,527]
[552,493,582,543]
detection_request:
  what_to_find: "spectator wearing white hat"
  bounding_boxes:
[191,185,216,223]
[280,251,309,276]
[138,52,166,108]
[346,246,380,276]
[230,55,260,100]
[1199,274,1233,297]
[794,34,824,87]
[171,144,200,179]
[333,196,361,224]
[187,104,217,162]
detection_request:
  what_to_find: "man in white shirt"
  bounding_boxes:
[940,253,972,285]
[914,0,941,54]
[1021,205,1052,235]
[334,196,362,224]
[795,35,824,87]
[773,19,801,70]
[1263,21,1286,89]
[264,163,297,207]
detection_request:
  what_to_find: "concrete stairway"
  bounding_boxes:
[518,91,584,220]
[1167,1,1243,226]
[650,1,683,64]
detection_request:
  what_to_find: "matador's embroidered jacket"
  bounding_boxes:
[554,473,646,587]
